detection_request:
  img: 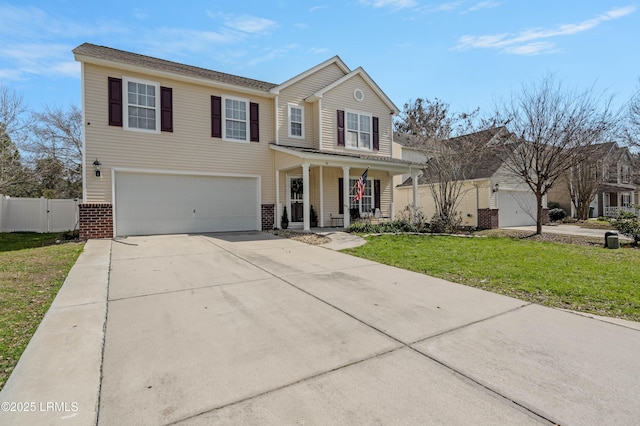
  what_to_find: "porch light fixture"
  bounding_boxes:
[93,159,101,177]
[492,183,499,193]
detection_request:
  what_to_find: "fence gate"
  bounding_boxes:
[0,196,79,233]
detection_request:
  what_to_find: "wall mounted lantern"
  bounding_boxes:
[492,183,500,193]
[93,159,101,177]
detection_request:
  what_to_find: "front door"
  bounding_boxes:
[290,177,304,223]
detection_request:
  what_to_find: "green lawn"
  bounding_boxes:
[0,231,78,252]
[343,234,640,321]
[0,236,83,391]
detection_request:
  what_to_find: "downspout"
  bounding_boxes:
[80,62,87,203]
[274,95,279,145]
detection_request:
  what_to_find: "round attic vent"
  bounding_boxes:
[354,88,364,102]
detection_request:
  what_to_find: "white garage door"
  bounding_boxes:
[498,190,537,227]
[115,172,259,236]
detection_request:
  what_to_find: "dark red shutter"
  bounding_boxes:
[338,178,344,214]
[211,96,222,138]
[108,77,122,127]
[160,87,173,132]
[337,110,345,146]
[372,116,379,151]
[250,102,259,142]
[374,180,381,210]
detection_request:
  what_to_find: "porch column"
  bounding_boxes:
[412,171,420,223]
[275,170,280,228]
[343,166,351,228]
[319,166,324,227]
[303,163,310,231]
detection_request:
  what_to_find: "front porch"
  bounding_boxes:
[596,185,638,218]
[271,144,420,231]
[603,206,640,218]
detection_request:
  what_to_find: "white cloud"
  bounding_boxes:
[360,0,418,9]
[467,1,501,12]
[0,43,80,79]
[504,42,559,56]
[224,15,277,34]
[310,5,330,12]
[455,5,636,54]
[309,47,330,55]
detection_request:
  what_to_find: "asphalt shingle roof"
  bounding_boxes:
[73,43,278,92]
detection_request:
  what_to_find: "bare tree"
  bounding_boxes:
[494,74,617,234]
[396,98,481,229]
[25,105,83,198]
[624,79,640,149]
[395,98,478,147]
[422,141,467,232]
[0,85,30,145]
[566,145,606,220]
[0,86,31,195]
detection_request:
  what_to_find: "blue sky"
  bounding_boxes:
[1,1,638,117]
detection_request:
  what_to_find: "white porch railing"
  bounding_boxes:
[604,206,640,217]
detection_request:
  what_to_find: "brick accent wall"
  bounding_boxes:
[79,203,113,240]
[261,204,274,231]
[477,208,499,229]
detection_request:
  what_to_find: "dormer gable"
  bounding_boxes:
[305,67,399,115]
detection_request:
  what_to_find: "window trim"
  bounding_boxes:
[344,109,372,151]
[621,165,631,184]
[288,104,304,139]
[123,76,161,134]
[222,95,249,143]
[348,177,374,213]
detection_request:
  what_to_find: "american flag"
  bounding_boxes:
[353,169,368,202]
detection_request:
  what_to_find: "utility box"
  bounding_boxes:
[604,231,619,249]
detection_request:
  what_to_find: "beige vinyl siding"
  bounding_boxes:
[277,63,346,149]
[394,179,491,227]
[320,168,392,225]
[319,74,393,157]
[82,63,275,204]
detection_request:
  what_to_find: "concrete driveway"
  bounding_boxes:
[2,232,640,425]
[505,224,632,240]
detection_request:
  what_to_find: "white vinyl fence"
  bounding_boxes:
[0,195,79,233]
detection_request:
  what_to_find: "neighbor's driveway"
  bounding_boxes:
[2,232,640,425]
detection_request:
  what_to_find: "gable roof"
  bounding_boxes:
[270,56,350,95]
[73,43,277,95]
[305,67,400,114]
[398,127,520,186]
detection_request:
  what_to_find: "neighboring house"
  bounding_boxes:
[548,142,638,218]
[395,127,547,228]
[73,43,418,239]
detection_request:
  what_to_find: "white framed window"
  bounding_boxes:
[224,96,248,142]
[349,178,373,213]
[124,77,160,133]
[621,165,631,184]
[622,193,631,207]
[288,104,304,138]
[345,110,371,150]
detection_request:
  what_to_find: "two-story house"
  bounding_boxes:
[548,142,637,218]
[395,127,544,228]
[73,43,418,239]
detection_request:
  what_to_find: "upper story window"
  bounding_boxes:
[224,97,248,142]
[621,165,631,184]
[346,111,371,150]
[288,104,304,138]
[124,77,160,133]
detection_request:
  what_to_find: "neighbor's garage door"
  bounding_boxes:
[115,172,259,236]
[498,190,537,227]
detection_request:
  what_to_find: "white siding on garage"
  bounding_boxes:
[114,172,259,236]
[498,190,537,227]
